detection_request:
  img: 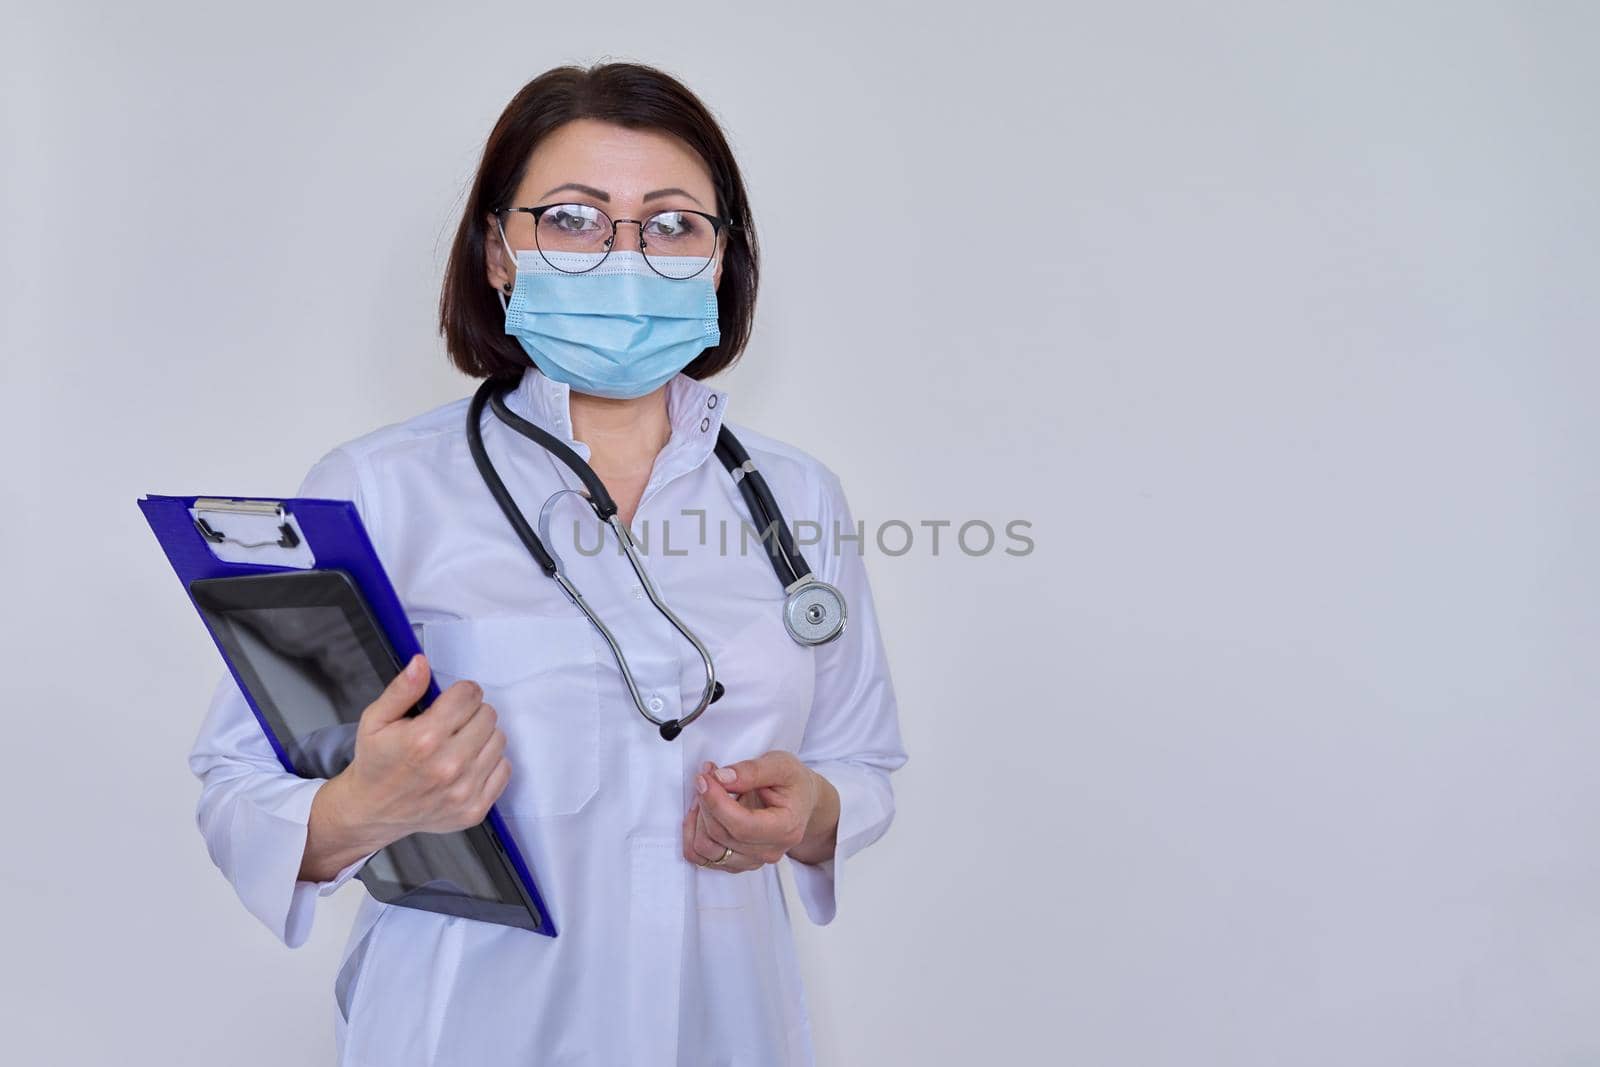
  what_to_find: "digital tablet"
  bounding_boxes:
[188,568,549,934]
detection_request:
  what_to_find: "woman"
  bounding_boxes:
[188,62,908,1065]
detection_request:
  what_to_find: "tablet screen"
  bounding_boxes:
[190,571,541,928]
[222,603,378,777]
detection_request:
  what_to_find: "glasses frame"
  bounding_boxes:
[495,202,738,279]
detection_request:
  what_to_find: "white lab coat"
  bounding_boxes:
[187,365,909,1066]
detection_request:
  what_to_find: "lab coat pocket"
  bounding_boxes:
[334,904,394,1029]
[419,614,601,818]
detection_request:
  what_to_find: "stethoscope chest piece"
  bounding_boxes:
[783,578,848,646]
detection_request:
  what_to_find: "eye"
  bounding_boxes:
[645,211,700,240]
[542,204,605,234]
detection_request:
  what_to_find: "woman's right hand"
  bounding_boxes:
[298,653,511,882]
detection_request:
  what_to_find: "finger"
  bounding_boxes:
[696,799,734,849]
[361,653,431,729]
[406,678,483,742]
[718,849,761,873]
[460,724,508,795]
[691,806,737,864]
[441,699,498,764]
[696,793,744,850]
[424,712,498,803]
[694,811,760,872]
[707,753,785,795]
[698,770,788,842]
[700,761,741,804]
[699,807,778,870]
[682,802,699,864]
[472,756,512,813]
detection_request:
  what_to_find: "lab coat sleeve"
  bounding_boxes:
[786,469,909,926]
[186,446,379,948]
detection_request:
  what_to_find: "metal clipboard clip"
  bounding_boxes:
[189,498,317,569]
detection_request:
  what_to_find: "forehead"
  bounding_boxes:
[514,118,717,209]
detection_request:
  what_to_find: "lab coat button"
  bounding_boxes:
[648,696,664,713]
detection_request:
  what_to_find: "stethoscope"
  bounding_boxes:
[465,376,848,741]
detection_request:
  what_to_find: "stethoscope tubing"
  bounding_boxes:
[464,376,841,739]
[468,378,724,739]
[466,381,560,576]
[714,430,809,588]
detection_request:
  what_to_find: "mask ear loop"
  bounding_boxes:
[495,217,518,313]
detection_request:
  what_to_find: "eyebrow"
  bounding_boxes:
[540,182,705,208]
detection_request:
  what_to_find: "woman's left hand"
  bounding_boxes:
[682,751,825,873]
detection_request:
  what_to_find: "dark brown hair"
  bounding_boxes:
[439,62,760,382]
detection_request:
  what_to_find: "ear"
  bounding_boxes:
[485,214,515,295]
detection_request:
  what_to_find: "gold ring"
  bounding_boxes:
[711,845,733,866]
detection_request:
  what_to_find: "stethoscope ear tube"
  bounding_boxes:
[662,681,726,740]
[468,379,560,576]
[487,382,619,520]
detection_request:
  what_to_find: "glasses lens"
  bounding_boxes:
[642,211,718,279]
[535,203,612,271]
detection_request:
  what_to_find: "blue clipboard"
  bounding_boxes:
[138,492,556,936]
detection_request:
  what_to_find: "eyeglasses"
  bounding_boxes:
[496,202,737,280]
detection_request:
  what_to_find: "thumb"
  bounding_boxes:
[709,754,779,794]
[362,653,430,729]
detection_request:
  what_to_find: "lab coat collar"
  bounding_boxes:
[504,364,731,482]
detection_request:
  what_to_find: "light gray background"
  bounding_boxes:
[4,1,1598,1064]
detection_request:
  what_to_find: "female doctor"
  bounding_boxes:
[187,61,908,1066]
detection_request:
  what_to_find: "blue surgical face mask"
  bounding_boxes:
[497,238,720,400]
